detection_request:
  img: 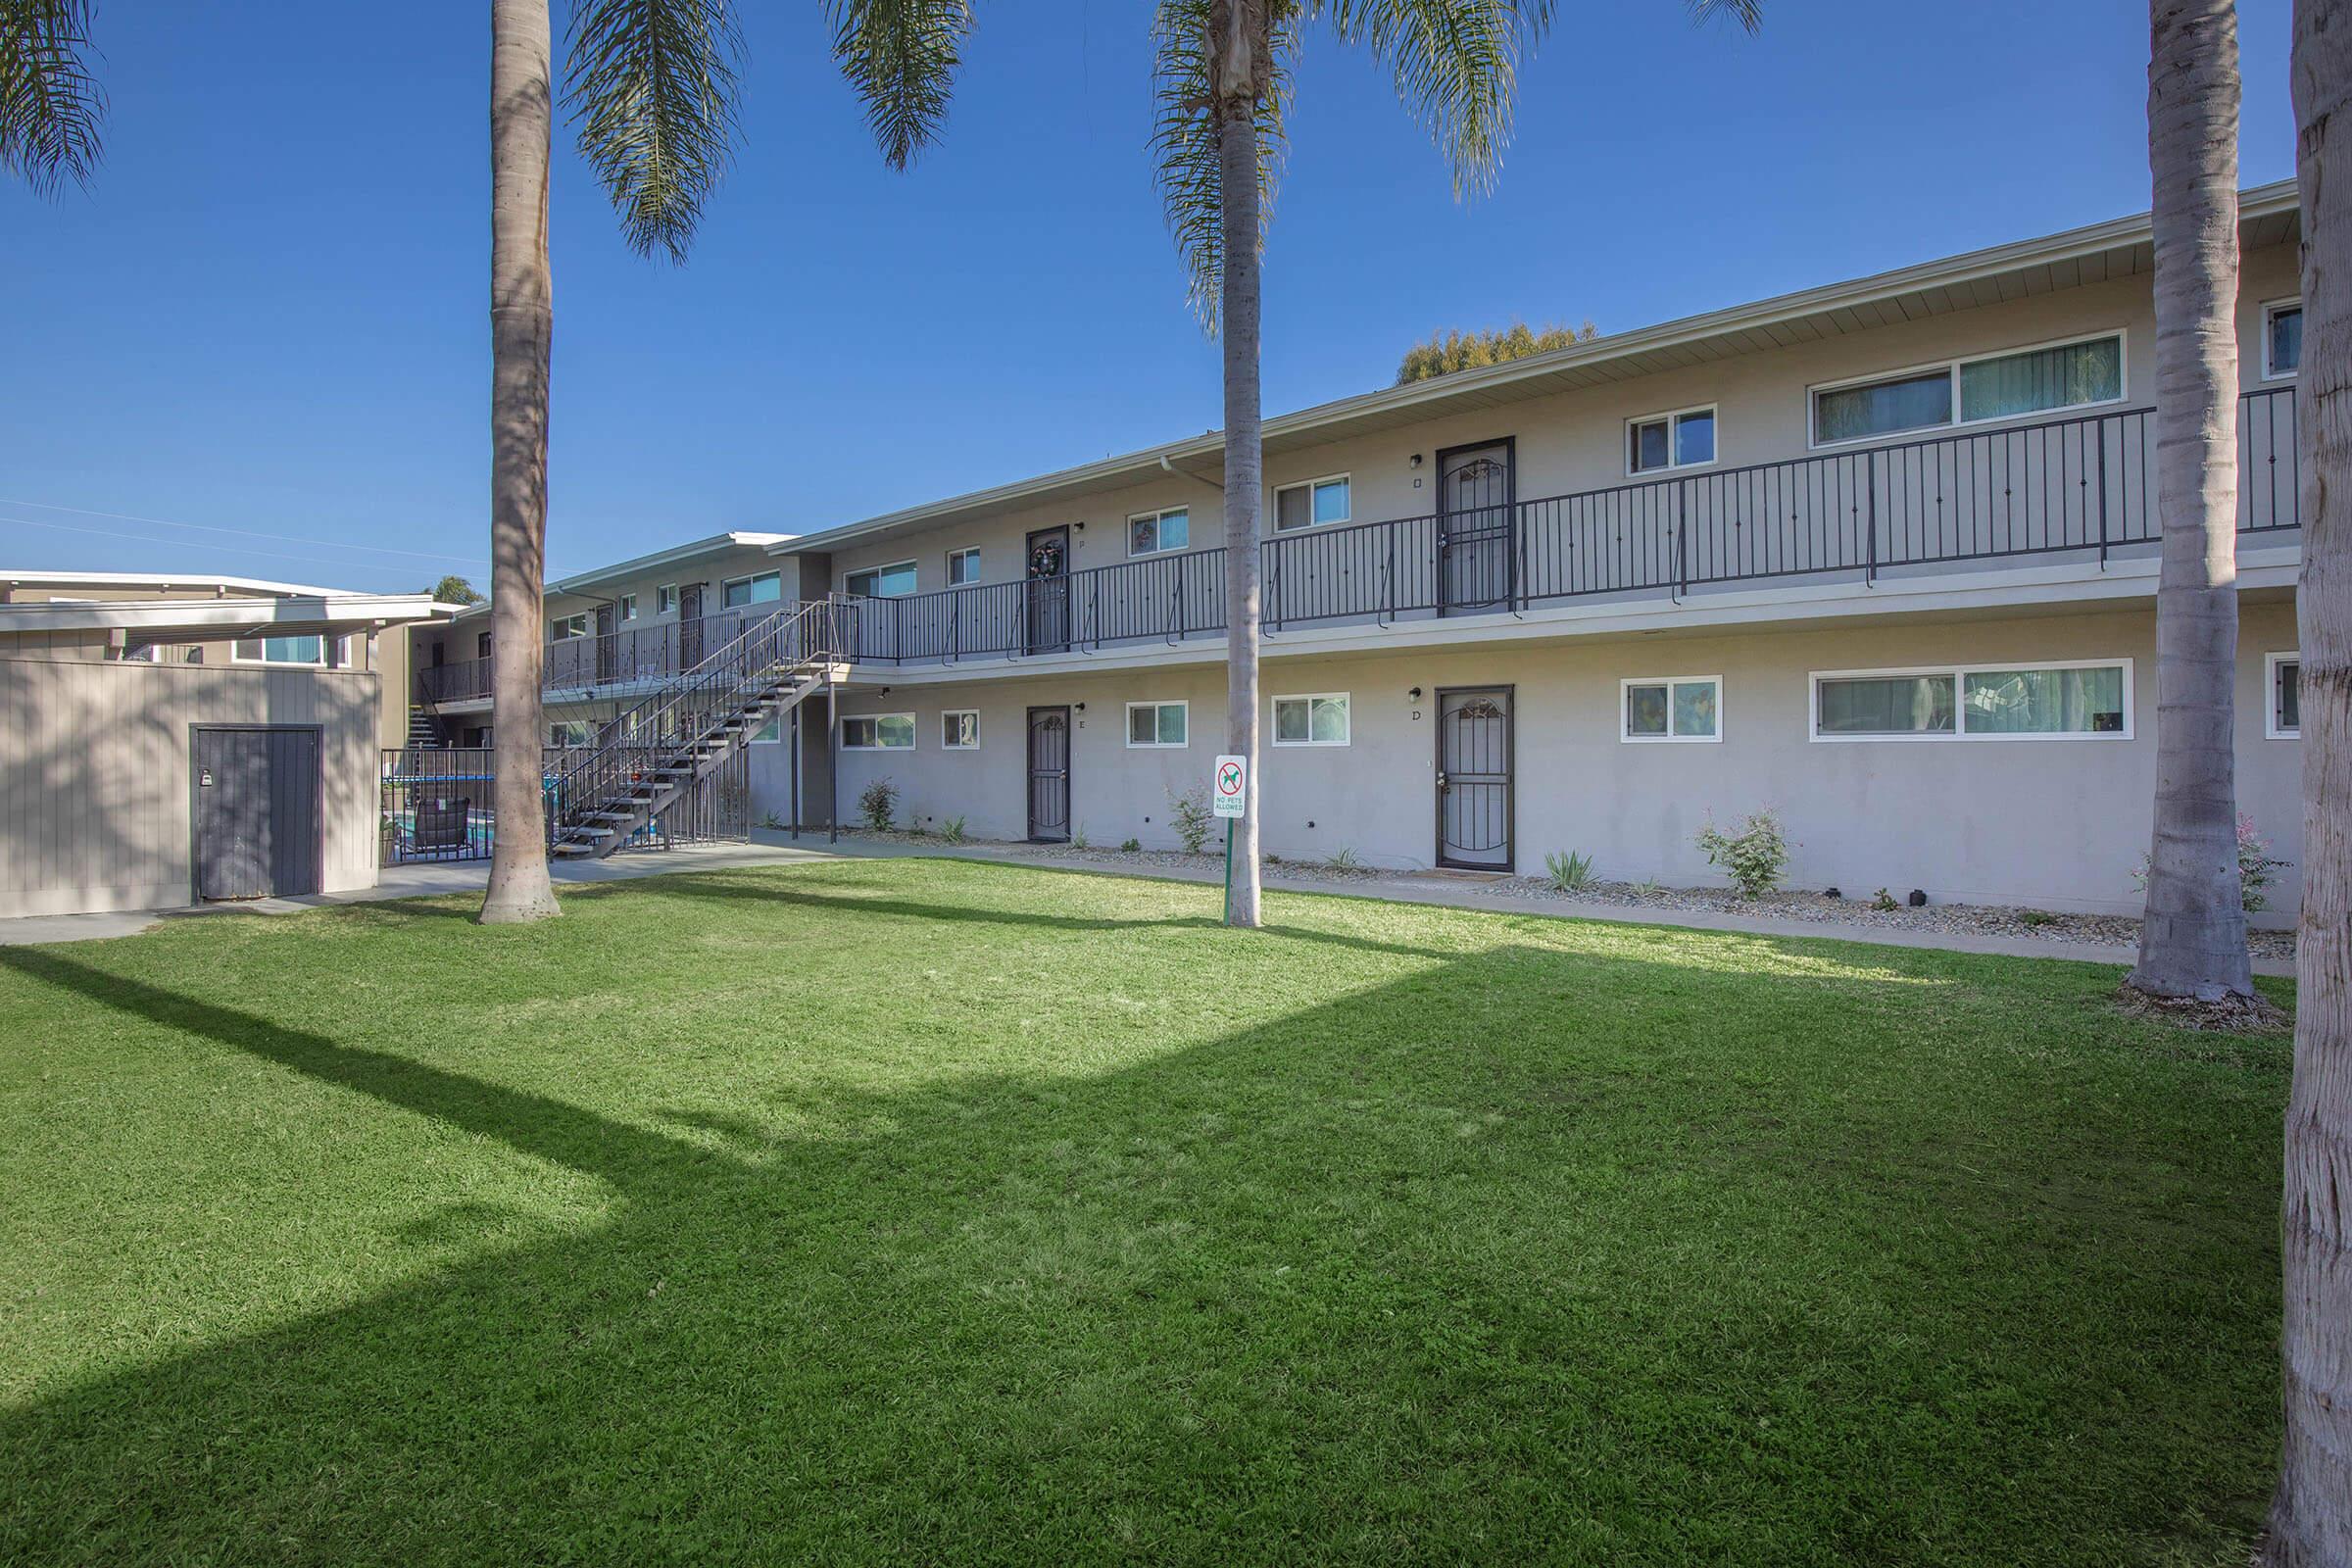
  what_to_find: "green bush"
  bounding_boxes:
[1168,789,1214,855]
[1327,847,1362,870]
[1120,838,1142,853]
[858,778,899,833]
[1695,810,1791,900]
[938,814,967,844]
[1544,850,1596,893]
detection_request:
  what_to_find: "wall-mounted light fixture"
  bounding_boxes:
[1075,702,1087,712]
[1408,453,1425,469]
[1408,686,1423,701]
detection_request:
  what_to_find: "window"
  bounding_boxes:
[232,634,334,665]
[1627,406,1717,474]
[1274,475,1350,531]
[615,593,638,620]
[476,631,493,659]
[750,715,781,744]
[1125,701,1188,748]
[2269,653,2301,739]
[550,613,589,641]
[1272,692,1350,747]
[722,571,781,609]
[947,548,980,587]
[841,713,915,750]
[845,561,917,599]
[942,710,980,749]
[2266,300,2304,379]
[548,719,596,747]
[656,584,677,614]
[1129,507,1190,557]
[1811,333,2125,446]
[1621,676,1721,742]
[1812,661,2130,740]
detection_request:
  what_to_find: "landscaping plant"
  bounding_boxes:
[1544,850,1596,893]
[1168,788,1214,855]
[858,778,899,833]
[938,814,967,845]
[1695,810,1791,899]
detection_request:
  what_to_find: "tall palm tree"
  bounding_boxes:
[833,0,1756,926]
[479,0,743,924]
[2127,0,2253,997]
[1,0,103,195]
[2271,4,2351,1558]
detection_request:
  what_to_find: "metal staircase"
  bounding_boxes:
[546,600,841,860]
[404,705,444,749]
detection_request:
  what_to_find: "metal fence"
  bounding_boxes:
[380,744,750,866]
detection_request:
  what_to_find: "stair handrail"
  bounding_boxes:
[544,598,837,843]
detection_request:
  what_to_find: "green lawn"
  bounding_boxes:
[0,858,2292,1565]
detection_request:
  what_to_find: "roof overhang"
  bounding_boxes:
[0,593,460,642]
[770,179,2302,557]
[542,531,795,600]
[0,568,358,599]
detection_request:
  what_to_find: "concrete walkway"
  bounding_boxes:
[0,829,2295,978]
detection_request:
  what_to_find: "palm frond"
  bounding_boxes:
[1150,0,1293,332]
[827,0,971,172]
[1688,0,1762,31]
[1315,0,1544,199]
[565,0,744,263]
[0,0,103,197]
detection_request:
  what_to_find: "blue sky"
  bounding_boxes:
[1,0,2301,591]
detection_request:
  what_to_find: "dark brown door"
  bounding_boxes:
[594,603,616,684]
[1436,687,1513,870]
[678,583,706,668]
[1438,438,1515,613]
[1027,706,1071,841]
[1026,527,1070,654]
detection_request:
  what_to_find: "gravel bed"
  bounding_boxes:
[840,830,2297,961]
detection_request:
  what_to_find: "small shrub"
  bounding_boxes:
[2018,908,2057,927]
[1328,846,1362,870]
[1633,876,1661,897]
[2132,813,2292,912]
[1168,789,1214,855]
[1872,887,1899,912]
[1694,809,1791,899]
[858,778,899,832]
[1544,850,1596,893]
[1264,853,1282,865]
[760,811,787,831]
[938,814,967,844]
[1121,837,1142,853]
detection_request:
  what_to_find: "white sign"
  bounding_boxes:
[1212,754,1248,818]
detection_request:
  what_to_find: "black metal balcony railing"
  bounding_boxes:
[418,387,2301,700]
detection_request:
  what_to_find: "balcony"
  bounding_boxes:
[419,387,2301,703]
[838,385,2300,665]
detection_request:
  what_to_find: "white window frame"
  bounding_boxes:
[1619,675,1723,743]
[1807,329,2130,451]
[1124,700,1189,749]
[1127,507,1191,558]
[946,547,981,587]
[230,633,343,667]
[1272,473,1351,532]
[1271,692,1351,748]
[721,569,783,609]
[841,712,916,751]
[941,709,980,750]
[844,560,918,600]
[615,592,638,621]
[548,613,590,641]
[1808,658,2134,743]
[1625,404,1719,477]
[2263,297,2303,381]
[655,583,677,615]
[2267,651,2302,739]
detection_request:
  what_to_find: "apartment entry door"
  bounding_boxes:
[594,602,616,683]
[1435,687,1513,871]
[1437,438,1516,613]
[193,726,320,901]
[678,583,706,667]
[1026,526,1071,655]
[1026,706,1071,842]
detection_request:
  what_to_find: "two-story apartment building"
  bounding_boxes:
[764,182,2310,919]
[436,182,2312,923]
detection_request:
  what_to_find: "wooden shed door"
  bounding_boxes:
[194,728,320,901]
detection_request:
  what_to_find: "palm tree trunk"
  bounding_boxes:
[2130,0,2249,999]
[1215,65,1263,929]
[2269,6,2352,1558]
[479,0,562,924]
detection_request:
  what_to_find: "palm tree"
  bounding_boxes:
[833,0,1757,926]
[1,0,102,195]
[2126,0,2253,998]
[2270,4,2351,1558]
[479,0,743,924]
